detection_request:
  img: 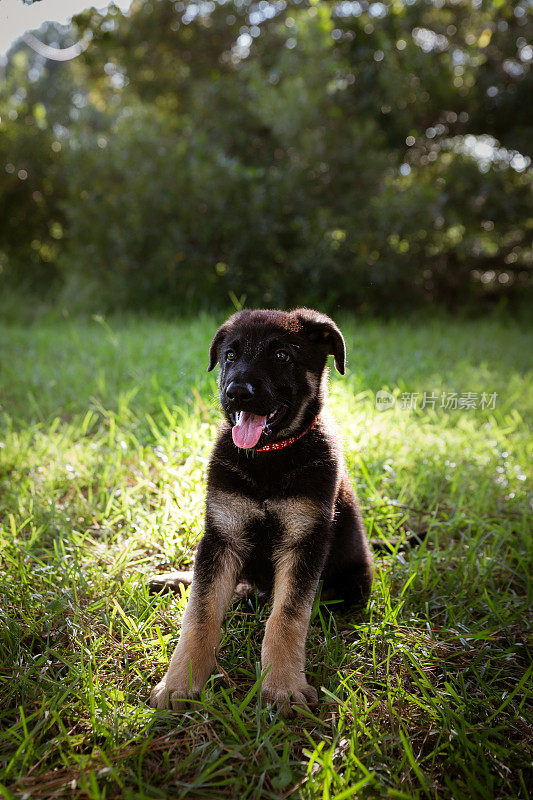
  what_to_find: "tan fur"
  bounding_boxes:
[150,308,371,716]
[151,453,336,714]
[210,492,326,545]
[150,550,240,709]
[267,497,326,541]
[207,489,262,544]
[261,548,318,715]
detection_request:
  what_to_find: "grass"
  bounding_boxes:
[0,310,531,799]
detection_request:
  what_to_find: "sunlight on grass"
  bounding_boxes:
[0,314,531,799]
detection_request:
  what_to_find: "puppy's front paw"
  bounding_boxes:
[261,677,318,718]
[149,676,198,710]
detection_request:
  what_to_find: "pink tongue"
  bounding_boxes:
[232,412,267,449]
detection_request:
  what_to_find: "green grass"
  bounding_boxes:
[0,311,531,799]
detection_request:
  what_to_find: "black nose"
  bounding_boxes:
[225,381,254,403]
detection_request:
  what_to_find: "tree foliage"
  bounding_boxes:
[0,0,531,311]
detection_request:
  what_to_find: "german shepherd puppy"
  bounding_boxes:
[150,308,373,716]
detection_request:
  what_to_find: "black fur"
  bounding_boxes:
[150,308,373,715]
[205,307,373,608]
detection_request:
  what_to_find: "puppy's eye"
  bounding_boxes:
[276,350,290,362]
[225,350,236,362]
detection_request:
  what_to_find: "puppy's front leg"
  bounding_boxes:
[261,547,321,717]
[150,533,239,710]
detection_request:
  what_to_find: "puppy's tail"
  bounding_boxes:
[148,569,193,594]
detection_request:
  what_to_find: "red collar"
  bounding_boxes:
[255,417,318,452]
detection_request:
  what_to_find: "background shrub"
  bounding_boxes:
[0,0,531,312]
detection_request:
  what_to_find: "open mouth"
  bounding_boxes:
[231,407,287,449]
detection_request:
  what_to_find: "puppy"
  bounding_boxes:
[150,308,373,716]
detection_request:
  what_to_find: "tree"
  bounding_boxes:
[1,0,531,311]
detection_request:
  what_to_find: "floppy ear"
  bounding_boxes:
[293,308,346,374]
[207,323,230,372]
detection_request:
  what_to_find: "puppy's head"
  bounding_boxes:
[207,308,345,449]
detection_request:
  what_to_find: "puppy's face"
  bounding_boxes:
[208,309,345,449]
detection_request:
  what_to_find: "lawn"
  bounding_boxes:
[0,311,531,799]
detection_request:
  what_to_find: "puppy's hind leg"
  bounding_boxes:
[321,477,373,609]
